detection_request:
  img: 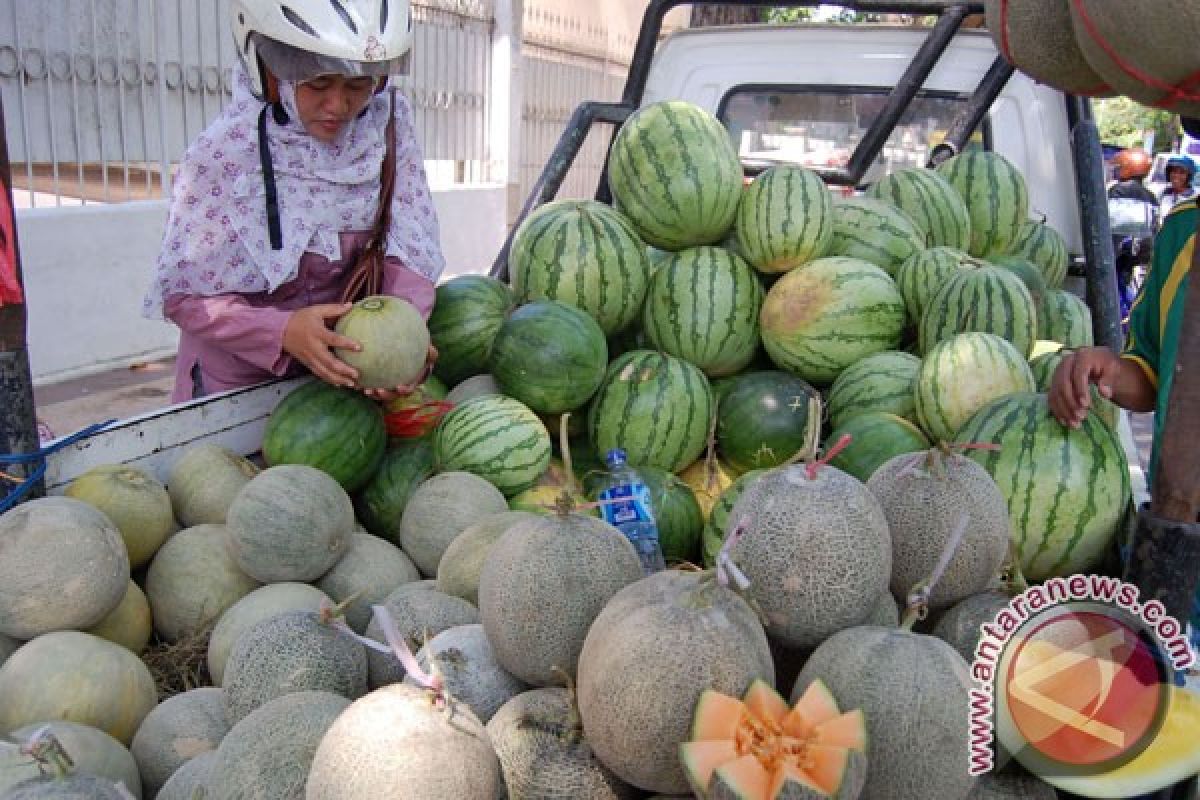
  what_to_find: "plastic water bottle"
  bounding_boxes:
[595,448,666,575]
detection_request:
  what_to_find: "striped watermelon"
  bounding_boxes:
[866,167,972,251]
[935,150,1029,258]
[701,469,768,568]
[428,275,514,387]
[760,256,907,385]
[990,254,1047,310]
[955,392,1130,582]
[607,100,743,250]
[1039,288,1094,348]
[637,466,704,564]
[895,247,978,325]
[826,350,922,429]
[509,199,652,335]
[353,437,436,542]
[735,165,834,273]
[642,246,763,377]
[918,262,1039,357]
[1029,350,1118,430]
[826,412,930,483]
[490,301,608,414]
[716,371,820,474]
[587,350,714,474]
[1007,219,1069,289]
[434,395,552,497]
[826,197,925,277]
[915,332,1036,443]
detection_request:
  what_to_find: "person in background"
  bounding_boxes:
[1107,147,1158,205]
[143,0,444,404]
[1159,154,1197,217]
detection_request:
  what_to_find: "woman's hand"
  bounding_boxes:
[282,303,361,388]
[363,344,440,403]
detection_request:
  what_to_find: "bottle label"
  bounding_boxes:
[599,482,653,526]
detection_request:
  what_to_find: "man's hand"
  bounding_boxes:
[364,344,440,404]
[1048,347,1124,428]
[282,303,361,388]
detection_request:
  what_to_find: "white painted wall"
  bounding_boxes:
[16,184,506,385]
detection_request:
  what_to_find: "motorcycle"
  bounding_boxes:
[1107,197,1158,332]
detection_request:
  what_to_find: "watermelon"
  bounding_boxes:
[990,254,1048,310]
[895,246,978,326]
[353,438,437,542]
[826,350,922,430]
[637,466,704,565]
[1039,288,1094,348]
[917,262,1039,357]
[435,395,552,497]
[1029,350,1118,430]
[716,371,820,474]
[262,381,387,492]
[607,100,743,250]
[1006,219,1070,289]
[826,197,925,277]
[642,246,763,377]
[490,301,608,414]
[866,167,972,251]
[734,165,834,273]
[509,199,652,335]
[759,256,907,385]
[935,150,1029,258]
[428,275,514,387]
[588,350,714,474]
[826,412,931,483]
[701,469,768,568]
[956,393,1130,582]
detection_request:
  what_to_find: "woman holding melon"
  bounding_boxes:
[143,0,442,403]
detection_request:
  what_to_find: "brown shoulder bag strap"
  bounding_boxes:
[341,89,398,304]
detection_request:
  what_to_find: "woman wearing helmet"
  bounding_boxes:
[1159,154,1197,216]
[144,0,443,403]
[1107,148,1157,204]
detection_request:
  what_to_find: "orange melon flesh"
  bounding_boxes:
[799,744,849,795]
[681,739,742,794]
[744,679,790,727]
[813,709,867,751]
[784,679,841,737]
[713,753,773,798]
[692,689,749,740]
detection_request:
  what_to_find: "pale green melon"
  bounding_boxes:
[0,496,129,639]
[0,632,17,667]
[206,582,331,686]
[931,590,1013,665]
[1,721,142,798]
[2,773,131,798]
[0,631,157,745]
[864,590,900,627]
[363,584,480,688]
[156,750,216,800]
[305,683,503,800]
[208,690,350,800]
[446,373,502,405]
[398,471,510,577]
[65,464,176,568]
[85,579,152,654]
[129,687,229,797]
[407,623,526,723]
[435,511,539,605]
[168,443,259,526]
[145,523,259,643]
[314,532,420,632]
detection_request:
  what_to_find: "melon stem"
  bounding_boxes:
[19,729,75,780]
[318,591,365,626]
[902,510,971,627]
[550,666,584,745]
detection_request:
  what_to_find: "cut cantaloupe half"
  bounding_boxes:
[681,678,867,799]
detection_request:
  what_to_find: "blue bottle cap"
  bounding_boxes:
[604,448,627,467]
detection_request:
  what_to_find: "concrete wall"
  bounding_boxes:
[16,184,506,385]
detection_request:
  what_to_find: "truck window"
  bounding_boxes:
[717,85,989,185]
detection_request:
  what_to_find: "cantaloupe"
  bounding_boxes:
[145,523,260,643]
[3,772,132,799]
[85,579,152,654]
[984,0,1113,97]
[0,631,157,745]
[305,683,504,799]
[728,465,892,649]
[155,750,216,800]
[221,610,367,723]
[478,512,643,686]
[398,471,510,576]
[864,590,900,627]
[0,632,17,667]
[792,625,977,800]
[487,687,638,800]
[407,623,526,723]
[225,464,353,582]
[577,571,775,794]
[167,442,259,526]
[435,511,538,605]
[967,768,1056,799]
[333,294,431,389]
[129,687,230,797]
[314,532,420,632]
[867,450,1011,612]
[363,584,480,688]
[931,590,1013,665]
[207,690,350,800]
[0,496,129,639]
[0,721,142,798]
[206,582,331,686]
[65,464,176,568]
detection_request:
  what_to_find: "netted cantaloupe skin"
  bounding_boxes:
[156,750,216,800]
[966,768,1057,799]
[206,582,331,686]
[487,687,639,800]
[85,579,152,654]
[407,624,525,724]
[130,687,230,797]
[729,466,892,649]
[0,721,141,799]
[0,496,129,639]
[168,443,259,526]
[931,590,1013,665]
[867,452,1011,612]
[577,571,774,795]
[436,511,539,605]
[863,591,900,627]
[363,584,480,688]
[3,773,133,799]
[221,610,367,723]
[207,690,350,800]
[305,683,503,800]
[65,464,176,568]
[479,513,643,687]
[145,523,260,643]
[983,0,1113,97]
[791,625,976,800]
[314,532,420,632]
[398,471,510,577]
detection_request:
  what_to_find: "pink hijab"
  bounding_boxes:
[143,64,444,318]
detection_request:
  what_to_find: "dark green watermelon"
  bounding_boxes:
[428,275,514,386]
[716,371,820,474]
[826,412,930,483]
[353,437,436,542]
[638,466,704,565]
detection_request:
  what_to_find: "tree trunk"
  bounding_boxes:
[689,6,763,27]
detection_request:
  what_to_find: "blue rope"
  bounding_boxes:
[0,420,117,513]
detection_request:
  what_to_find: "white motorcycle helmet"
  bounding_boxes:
[231,0,414,100]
